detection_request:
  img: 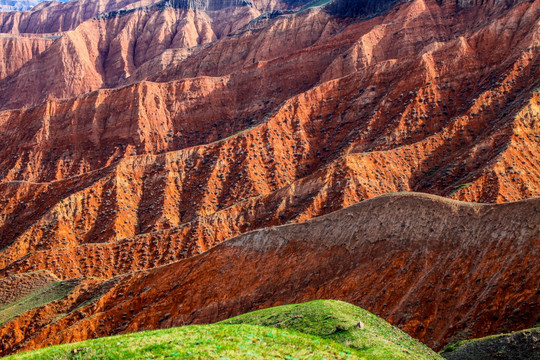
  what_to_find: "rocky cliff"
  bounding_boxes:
[0,34,54,79]
[0,0,69,12]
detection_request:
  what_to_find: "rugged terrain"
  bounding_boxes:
[0,0,539,356]
[0,0,539,282]
[0,193,538,355]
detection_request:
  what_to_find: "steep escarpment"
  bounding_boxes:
[0,0,302,35]
[0,0,302,92]
[0,3,263,110]
[0,34,54,79]
[0,0,155,34]
[0,193,538,355]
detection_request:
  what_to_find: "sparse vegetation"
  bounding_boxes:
[452,183,472,190]
[0,280,77,325]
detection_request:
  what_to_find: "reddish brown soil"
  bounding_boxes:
[0,270,59,307]
[0,0,539,356]
[1,0,538,280]
[0,193,538,355]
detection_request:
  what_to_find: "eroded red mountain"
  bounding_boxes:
[0,193,538,355]
[0,0,538,356]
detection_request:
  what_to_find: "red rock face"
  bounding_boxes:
[0,0,538,356]
[0,0,159,34]
[0,34,54,79]
[0,193,538,355]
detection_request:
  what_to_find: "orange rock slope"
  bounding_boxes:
[0,193,538,355]
[0,0,539,356]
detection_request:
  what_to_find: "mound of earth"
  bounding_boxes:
[441,327,540,360]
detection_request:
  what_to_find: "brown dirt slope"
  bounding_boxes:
[0,270,59,308]
[0,192,538,355]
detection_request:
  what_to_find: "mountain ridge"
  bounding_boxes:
[0,192,538,355]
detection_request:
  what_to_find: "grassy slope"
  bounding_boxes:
[5,300,442,359]
[0,280,77,325]
[440,327,540,360]
[222,300,442,360]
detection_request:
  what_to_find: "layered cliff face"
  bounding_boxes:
[0,0,297,35]
[0,34,55,79]
[0,0,538,356]
[0,0,538,273]
[0,4,262,109]
[0,0,156,33]
[0,193,538,355]
[0,0,311,110]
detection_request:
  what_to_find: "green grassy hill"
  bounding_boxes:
[221,300,441,360]
[441,327,540,360]
[5,300,443,360]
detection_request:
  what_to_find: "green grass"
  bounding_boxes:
[222,300,442,360]
[0,281,77,325]
[5,300,443,359]
[6,324,367,360]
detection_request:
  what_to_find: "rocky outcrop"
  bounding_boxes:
[0,0,156,34]
[0,4,261,110]
[0,193,538,355]
[0,0,538,277]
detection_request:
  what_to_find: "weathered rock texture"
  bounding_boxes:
[0,193,538,355]
[0,0,156,34]
[0,0,538,356]
[0,34,54,79]
[0,0,538,278]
